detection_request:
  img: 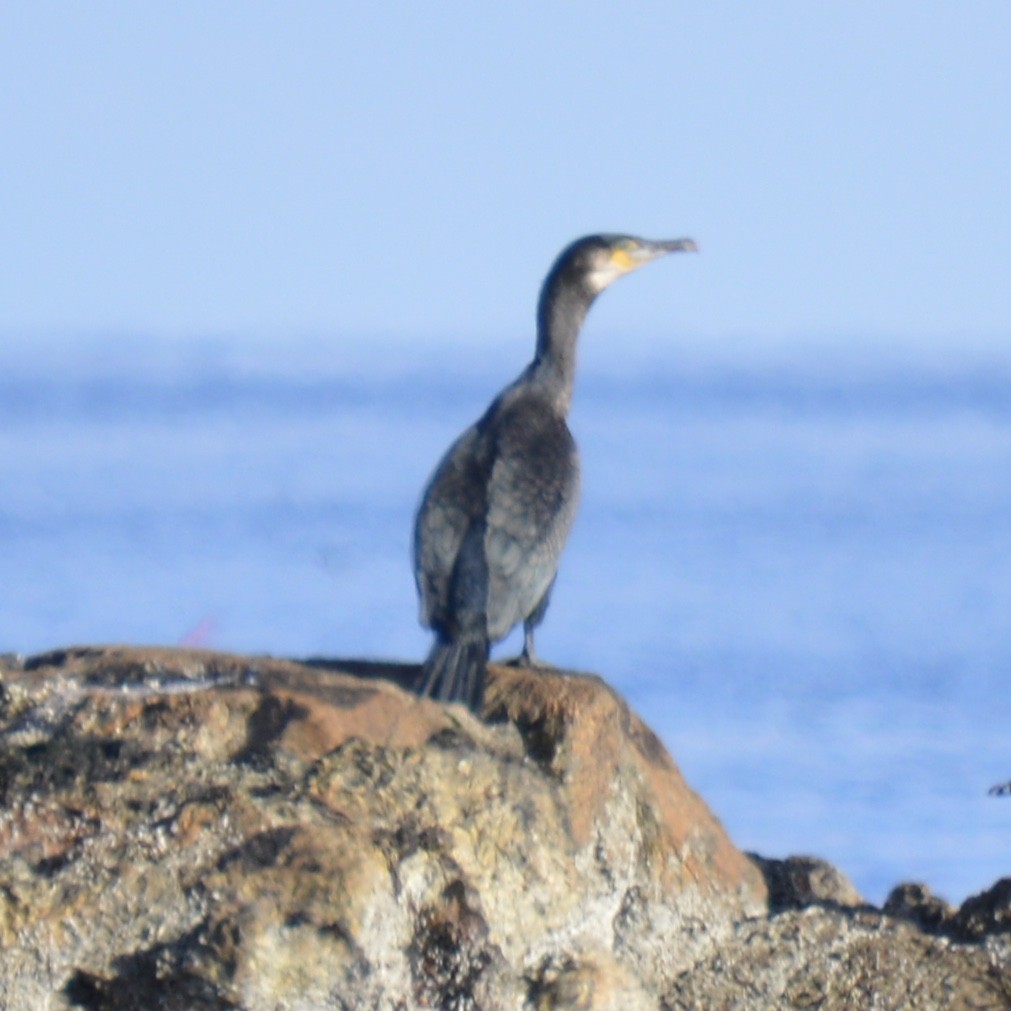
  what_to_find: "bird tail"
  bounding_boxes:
[416,636,489,713]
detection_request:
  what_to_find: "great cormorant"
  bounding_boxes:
[412,233,697,711]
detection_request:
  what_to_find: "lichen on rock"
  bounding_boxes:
[1,646,1009,1010]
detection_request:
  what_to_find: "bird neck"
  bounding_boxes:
[530,279,595,414]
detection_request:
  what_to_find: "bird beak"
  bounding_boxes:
[610,237,698,275]
[617,238,698,271]
[650,237,698,256]
[596,235,698,289]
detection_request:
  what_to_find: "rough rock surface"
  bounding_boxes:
[0,646,1009,1010]
[748,853,865,912]
[0,646,762,1009]
[663,900,1011,1010]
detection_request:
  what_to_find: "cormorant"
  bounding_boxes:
[412,233,697,711]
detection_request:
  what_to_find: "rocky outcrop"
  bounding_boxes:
[748,853,865,912]
[0,646,762,1009]
[663,898,1011,1010]
[0,646,1009,1010]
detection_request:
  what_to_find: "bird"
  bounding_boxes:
[412,233,697,712]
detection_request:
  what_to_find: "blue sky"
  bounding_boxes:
[2,3,1009,351]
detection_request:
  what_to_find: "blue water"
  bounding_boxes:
[2,334,1010,905]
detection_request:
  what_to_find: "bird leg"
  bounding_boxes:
[519,624,539,667]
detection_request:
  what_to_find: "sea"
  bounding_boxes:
[2,331,1009,906]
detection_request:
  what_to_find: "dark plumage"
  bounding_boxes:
[413,233,697,711]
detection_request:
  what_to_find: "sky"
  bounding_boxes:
[2,3,1010,356]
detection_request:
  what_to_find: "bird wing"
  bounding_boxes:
[413,424,489,630]
[482,396,580,641]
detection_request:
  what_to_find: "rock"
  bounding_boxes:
[2,646,1010,1009]
[883,881,957,934]
[692,865,1011,1009]
[883,877,1011,948]
[0,646,763,1009]
[953,877,1011,943]
[748,853,865,912]
[663,904,1011,1010]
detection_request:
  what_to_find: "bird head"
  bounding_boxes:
[559,234,698,296]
